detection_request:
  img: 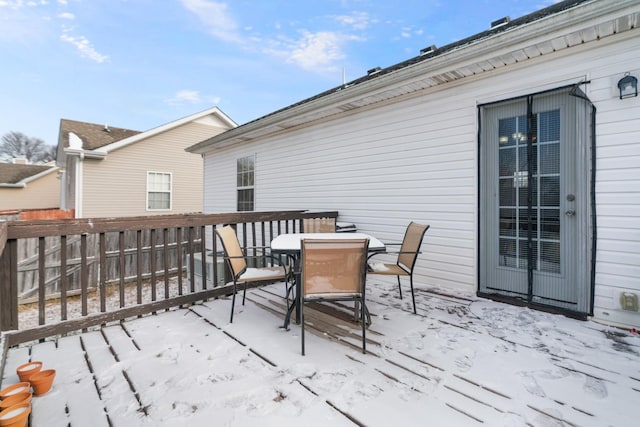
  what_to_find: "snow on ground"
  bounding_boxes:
[3,280,640,426]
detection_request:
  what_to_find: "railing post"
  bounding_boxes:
[0,236,19,331]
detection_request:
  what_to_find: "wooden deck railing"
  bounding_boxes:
[0,210,338,346]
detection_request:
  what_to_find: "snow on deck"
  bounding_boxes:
[2,281,639,426]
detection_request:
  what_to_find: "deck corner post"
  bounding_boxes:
[0,238,19,332]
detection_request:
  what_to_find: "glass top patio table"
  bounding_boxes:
[271,232,385,253]
[270,232,385,329]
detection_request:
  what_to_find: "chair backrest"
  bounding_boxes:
[303,217,337,233]
[397,222,430,272]
[301,238,369,298]
[215,226,247,278]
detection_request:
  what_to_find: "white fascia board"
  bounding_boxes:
[101,107,237,154]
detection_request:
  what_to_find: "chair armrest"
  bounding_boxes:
[222,253,285,262]
[367,249,422,261]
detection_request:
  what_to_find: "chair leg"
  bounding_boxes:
[230,282,237,323]
[364,303,372,326]
[361,298,366,354]
[242,282,247,306]
[301,305,306,356]
[397,276,403,299]
[410,275,416,314]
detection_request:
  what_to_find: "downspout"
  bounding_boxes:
[76,152,84,218]
[589,104,597,314]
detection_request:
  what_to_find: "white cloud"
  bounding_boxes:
[176,90,201,103]
[180,0,241,43]
[286,31,349,72]
[180,1,364,73]
[164,90,221,106]
[60,33,108,63]
[57,11,73,19]
[0,1,24,8]
[334,11,374,30]
[0,0,48,7]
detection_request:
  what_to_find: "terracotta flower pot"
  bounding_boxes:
[0,384,30,401]
[29,369,56,396]
[0,402,30,427]
[0,392,31,412]
[16,361,42,383]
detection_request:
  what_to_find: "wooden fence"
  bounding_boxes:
[16,227,203,302]
[0,210,338,346]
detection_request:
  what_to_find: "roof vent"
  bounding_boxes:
[491,16,510,28]
[367,67,382,75]
[419,45,437,56]
[103,124,110,132]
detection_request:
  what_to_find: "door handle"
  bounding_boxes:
[565,210,576,217]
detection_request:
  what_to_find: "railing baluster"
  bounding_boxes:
[187,227,194,294]
[60,235,68,321]
[212,225,218,288]
[176,227,183,295]
[99,232,106,313]
[150,228,157,302]
[260,222,266,266]
[136,230,142,305]
[81,233,88,318]
[163,228,169,300]
[119,231,125,308]
[250,222,257,264]
[38,237,45,326]
[198,226,206,293]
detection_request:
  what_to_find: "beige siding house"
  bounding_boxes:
[188,1,640,329]
[0,162,60,211]
[57,107,236,218]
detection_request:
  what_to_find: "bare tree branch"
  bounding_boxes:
[0,131,55,163]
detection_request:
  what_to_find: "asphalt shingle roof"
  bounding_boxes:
[0,163,53,184]
[59,119,141,151]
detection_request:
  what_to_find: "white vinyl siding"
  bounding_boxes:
[81,120,229,217]
[202,28,640,327]
[147,171,172,210]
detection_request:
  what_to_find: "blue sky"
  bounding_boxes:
[0,0,557,148]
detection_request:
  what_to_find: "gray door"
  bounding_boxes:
[479,87,593,314]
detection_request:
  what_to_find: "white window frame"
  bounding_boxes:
[146,171,172,211]
[237,155,255,212]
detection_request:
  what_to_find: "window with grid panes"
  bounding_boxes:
[237,155,255,211]
[147,172,172,210]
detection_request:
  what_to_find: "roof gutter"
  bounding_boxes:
[64,148,107,160]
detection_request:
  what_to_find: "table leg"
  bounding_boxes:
[283,256,301,329]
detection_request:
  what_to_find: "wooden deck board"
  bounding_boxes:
[31,336,109,427]
[2,282,639,426]
[81,329,145,425]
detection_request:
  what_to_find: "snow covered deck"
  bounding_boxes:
[2,281,639,426]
